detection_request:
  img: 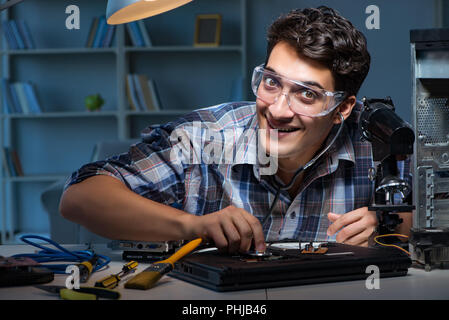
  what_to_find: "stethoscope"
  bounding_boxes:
[261,112,345,229]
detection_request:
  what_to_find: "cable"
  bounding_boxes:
[12,234,111,274]
[262,112,345,229]
[373,233,410,255]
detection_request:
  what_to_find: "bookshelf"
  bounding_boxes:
[0,0,248,243]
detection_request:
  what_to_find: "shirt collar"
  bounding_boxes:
[318,121,356,173]
[229,110,356,181]
[289,121,355,197]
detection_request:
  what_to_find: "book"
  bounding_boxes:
[125,23,138,47]
[98,18,110,47]
[13,82,30,114]
[126,74,142,111]
[1,78,14,114]
[131,22,144,46]
[137,20,152,46]
[93,16,106,48]
[134,74,159,111]
[1,147,11,176]
[1,20,36,50]
[102,25,116,48]
[2,21,18,50]
[85,17,99,48]
[125,76,136,111]
[11,149,24,176]
[132,74,147,111]
[9,20,25,50]
[85,17,115,48]
[17,20,35,49]
[140,75,158,111]
[3,147,17,176]
[126,22,145,47]
[147,79,161,110]
[1,81,42,114]
[23,82,42,114]
[9,82,22,113]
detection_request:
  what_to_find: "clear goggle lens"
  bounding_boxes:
[251,65,346,117]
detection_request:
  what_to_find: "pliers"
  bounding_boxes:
[35,285,121,300]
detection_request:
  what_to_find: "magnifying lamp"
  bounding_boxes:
[106,0,192,25]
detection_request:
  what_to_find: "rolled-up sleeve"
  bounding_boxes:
[64,122,187,207]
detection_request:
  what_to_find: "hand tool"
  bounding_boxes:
[0,256,54,287]
[77,254,99,283]
[95,260,138,289]
[125,238,202,290]
[35,285,121,300]
[13,235,110,275]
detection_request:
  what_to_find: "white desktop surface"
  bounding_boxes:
[1,243,448,300]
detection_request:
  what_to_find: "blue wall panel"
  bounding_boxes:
[246,0,436,123]
[12,117,118,175]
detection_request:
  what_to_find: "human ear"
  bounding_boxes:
[333,95,356,124]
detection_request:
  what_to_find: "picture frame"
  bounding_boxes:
[194,14,222,47]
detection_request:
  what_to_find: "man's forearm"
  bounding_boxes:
[59,175,195,241]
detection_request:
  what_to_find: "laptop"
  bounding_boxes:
[170,241,411,292]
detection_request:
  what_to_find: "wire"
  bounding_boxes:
[262,112,346,229]
[373,233,410,255]
[12,234,111,274]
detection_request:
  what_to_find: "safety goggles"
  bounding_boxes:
[251,64,346,117]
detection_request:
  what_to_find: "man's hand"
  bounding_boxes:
[185,205,266,254]
[327,207,378,247]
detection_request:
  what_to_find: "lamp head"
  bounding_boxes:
[106,0,192,25]
[360,96,415,162]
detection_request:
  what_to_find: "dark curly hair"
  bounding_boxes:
[266,6,370,97]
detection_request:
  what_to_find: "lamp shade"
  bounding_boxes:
[106,0,192,25]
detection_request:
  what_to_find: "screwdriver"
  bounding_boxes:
[124,238,202,290]
[95,261,138,289]
[77,254,99,283]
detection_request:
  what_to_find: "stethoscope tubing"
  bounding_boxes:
[261,112,345,228]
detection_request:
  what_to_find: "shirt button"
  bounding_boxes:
[290,212,296,219]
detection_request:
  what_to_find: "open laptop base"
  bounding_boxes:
[170,242,411,292]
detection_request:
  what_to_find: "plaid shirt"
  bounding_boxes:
[65,101,411,242]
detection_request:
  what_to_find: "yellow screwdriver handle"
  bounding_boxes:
[124,238,203,290]
[124,260,138,271]
[95,275,120,289]
[162,238,203,266]
[60,289,97,300]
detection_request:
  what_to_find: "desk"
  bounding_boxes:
[1,244,448,300]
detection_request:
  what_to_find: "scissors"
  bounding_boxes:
[35,285,121,300]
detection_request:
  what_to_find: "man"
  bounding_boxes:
[60,6,412,253]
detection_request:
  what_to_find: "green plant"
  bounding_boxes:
[85,94,105,111]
